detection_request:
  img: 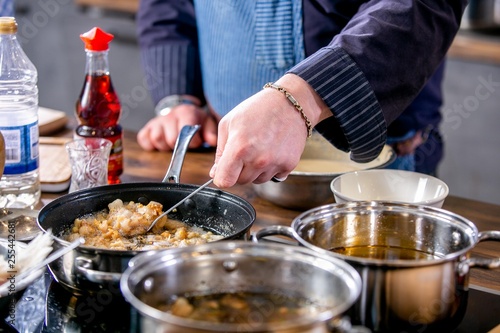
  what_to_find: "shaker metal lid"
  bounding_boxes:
[0,208,40,241]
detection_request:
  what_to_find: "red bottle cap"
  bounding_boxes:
[80,27,114,51]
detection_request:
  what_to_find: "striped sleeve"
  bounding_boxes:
[288,47,386,163]
[140,43,202,106]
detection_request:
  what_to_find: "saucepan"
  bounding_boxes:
[252,132,395,210]
[254,201,500,332]
[36,126,256,294]
[121,241,368,333]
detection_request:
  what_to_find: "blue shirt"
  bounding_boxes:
[193,0,305,117]
[0,0,13,16]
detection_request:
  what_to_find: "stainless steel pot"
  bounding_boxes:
[36,126,256,294]
[252,133,395,210]
[120,241,366,333]
[254,201,500,332]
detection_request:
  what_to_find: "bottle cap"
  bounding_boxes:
[80,27,114,51]
[0,17,17,34]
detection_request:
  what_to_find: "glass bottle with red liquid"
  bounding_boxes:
[76,27,123,184]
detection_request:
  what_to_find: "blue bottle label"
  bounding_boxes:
[0,121,39,174]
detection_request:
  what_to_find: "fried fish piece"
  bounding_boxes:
[107,199,166,236]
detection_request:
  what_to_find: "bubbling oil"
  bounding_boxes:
[330,245,440,260]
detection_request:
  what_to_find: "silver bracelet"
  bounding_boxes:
[263,82,313,138]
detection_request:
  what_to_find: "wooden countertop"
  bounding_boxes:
[448,30,500,65]
[75,0,138,14]
[41,129,500,292]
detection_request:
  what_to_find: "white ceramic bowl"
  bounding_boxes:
[330,169,449,208]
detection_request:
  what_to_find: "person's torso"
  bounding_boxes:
[193,0,306,116]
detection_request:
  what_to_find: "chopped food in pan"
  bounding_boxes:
[65,199,223,251]
[159,291,326,324]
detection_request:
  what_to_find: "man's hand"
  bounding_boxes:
[209,74,331,188]
[137,104,218,151]
[393,131,424,156]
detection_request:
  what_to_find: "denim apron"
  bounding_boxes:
[193,0,305,116]
[0,0,13,16]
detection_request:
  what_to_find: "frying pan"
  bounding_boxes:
[37,126,256,294]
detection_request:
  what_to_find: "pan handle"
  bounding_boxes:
[75,257,122,284]
[162,125,201,183]
[466,230,500,269]
[252,225,299,244]
[457,230,500,276]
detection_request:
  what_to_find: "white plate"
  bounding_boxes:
[291,133,396,176]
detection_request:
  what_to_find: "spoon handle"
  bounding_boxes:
[147,178,214,232]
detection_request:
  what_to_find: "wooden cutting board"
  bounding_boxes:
[39,107,69,136]
[39,137,72,193]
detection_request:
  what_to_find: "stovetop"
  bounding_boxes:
[0,271,138,333]
[1,270,499,333]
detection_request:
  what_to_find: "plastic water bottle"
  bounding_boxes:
[0,17,40,208]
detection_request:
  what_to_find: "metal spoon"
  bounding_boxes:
[146,178,214,232]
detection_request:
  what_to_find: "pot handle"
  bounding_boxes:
[162,125,201,184]
[252,225,299,244]
[75,257,122,284]
[467,230,500,270]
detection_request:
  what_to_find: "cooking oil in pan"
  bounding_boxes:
[330,245,440,260]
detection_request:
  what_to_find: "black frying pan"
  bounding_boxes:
[36,125,256,293]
